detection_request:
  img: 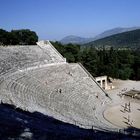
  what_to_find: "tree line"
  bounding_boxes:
[52,41,140,80]
[0,28,38,45]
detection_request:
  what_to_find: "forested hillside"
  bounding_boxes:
[52,42,140,80]
[0,29,38,45]
[84,29,140,49]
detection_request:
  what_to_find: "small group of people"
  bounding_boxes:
[68,71,73,76]
[122,102,134,126]
[118,88,128,98]
[121,88,127,92]
[123,102,131,113]
[126,115,133,126]
[56,88,62,93]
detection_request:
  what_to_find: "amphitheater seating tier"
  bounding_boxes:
[0,41,120,131]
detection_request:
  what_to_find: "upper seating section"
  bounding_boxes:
[0,41,66,75]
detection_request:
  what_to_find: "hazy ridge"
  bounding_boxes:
[60,27,140,45]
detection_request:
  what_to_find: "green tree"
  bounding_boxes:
[11,29,38,45]
[0,28,38,45]
[0,29,9,45]
[52,42,80,63]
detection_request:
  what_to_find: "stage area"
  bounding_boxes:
[104,103,140,129]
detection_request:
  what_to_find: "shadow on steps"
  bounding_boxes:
[0,103,140,140]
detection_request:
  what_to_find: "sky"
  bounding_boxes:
[0,0,140,40]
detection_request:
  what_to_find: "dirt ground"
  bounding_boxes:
[104,79,140,129]
[104,103,140,129]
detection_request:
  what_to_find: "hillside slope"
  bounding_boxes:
[84,29,140,49]
[93,27,140,40]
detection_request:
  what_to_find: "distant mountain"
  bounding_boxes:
[84,29,140,49]
[60,27,140,44]
[60,35,93,44]
[93,27,140,41]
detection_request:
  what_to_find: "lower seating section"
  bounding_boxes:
[0,62,120,131]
